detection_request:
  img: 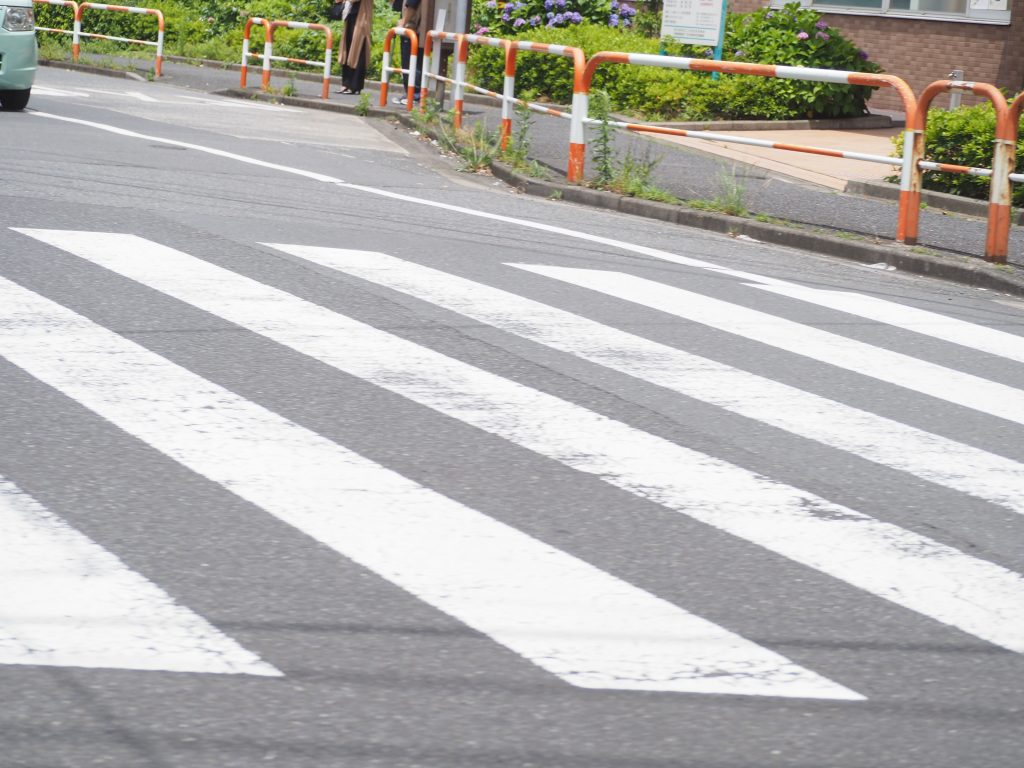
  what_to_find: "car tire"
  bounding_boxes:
[0,88,31,111]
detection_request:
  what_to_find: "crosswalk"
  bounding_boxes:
[3,228,1023,701]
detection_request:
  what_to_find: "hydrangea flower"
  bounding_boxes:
[815,31,829,40]
[796,31,809,40]
[485,0,496,7]
[609,13,619,26]
[513,17,526,27]
[530,14,541,25]
[476,25,489,34]
[857,49,870,60]
[815,19,828,29]
[556,0,567,7]
[544,0,554,8]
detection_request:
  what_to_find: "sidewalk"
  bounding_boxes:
[40,54,1024,290]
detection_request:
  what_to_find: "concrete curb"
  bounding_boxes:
[847,178,1024,225]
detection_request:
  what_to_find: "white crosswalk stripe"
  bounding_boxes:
[750,283,1024,365]
[0,475,279,676]
[0,265,854,698]
[511,266,1024,427]
[15,230,1024,661]
[260,246,1024,518]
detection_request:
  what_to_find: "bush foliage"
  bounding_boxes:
[890,104,1024,206]
[35,1,880,119]
[469,2,881,120]
[34,0,399,78]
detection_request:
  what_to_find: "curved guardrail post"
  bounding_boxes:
[581,53,918,225]
[380,27,419,110]
[912,80,1014,263]
[74,3,165,76]
[241,17,272,90]
[268,20,335,99]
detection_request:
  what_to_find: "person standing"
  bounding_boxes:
[395,0,435,104]
[333,0,372,94]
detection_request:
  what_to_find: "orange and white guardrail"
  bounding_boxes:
[240,17,273,91]
[419,32,585,159]
[239,18,334,99]
[72,3,165,77]
[581,52,920,242]
[379,27,420,111]
[908,80,1017,263]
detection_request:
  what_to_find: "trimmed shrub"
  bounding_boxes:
[889,103,1024,206]
[468,2,882,120]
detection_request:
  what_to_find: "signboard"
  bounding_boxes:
[660,0,726,48]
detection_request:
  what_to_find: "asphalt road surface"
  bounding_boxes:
[2,67,1024,768]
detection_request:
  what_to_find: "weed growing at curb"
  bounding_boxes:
[355,93,371,116]
[587,90,678,203]
[500,99,548,179]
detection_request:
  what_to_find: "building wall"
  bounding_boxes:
[726,1,1024,113]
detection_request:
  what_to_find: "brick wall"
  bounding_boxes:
[725,1,1024,113]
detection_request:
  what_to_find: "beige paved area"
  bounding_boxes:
[652,127,903,190]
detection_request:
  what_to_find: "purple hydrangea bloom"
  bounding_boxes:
[571,11,583,22]
[610,0,619,8]
[485,0,496,7]
[556,0,567,7]
[609,13,619,26]
[703,47,714,57]
[623,4,637,17]
[734,49,743,57]
[815,19,828,29]
[815,31,829,40]
[530,14,541,25]
[857,49,869,60]
[544,0,554,8]
[546,11,554,18]
[553,12,564,22]
[475,25,488,34]
[796,31,809,40]
[513,17,526,27]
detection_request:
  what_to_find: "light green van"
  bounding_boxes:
[0,0,37,110]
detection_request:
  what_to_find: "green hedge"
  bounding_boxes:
[34,0,397,78]
[468,3,881,120]
[890,103,1024,207]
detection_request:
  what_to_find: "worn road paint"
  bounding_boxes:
[751,283,1024,365]
[22,230,1024,656]
[514,266,1024,428]
[0,265,849,698]
[0,476,280,676]
[269,246,1024,517]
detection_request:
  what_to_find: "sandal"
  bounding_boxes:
[335,87,360,95]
